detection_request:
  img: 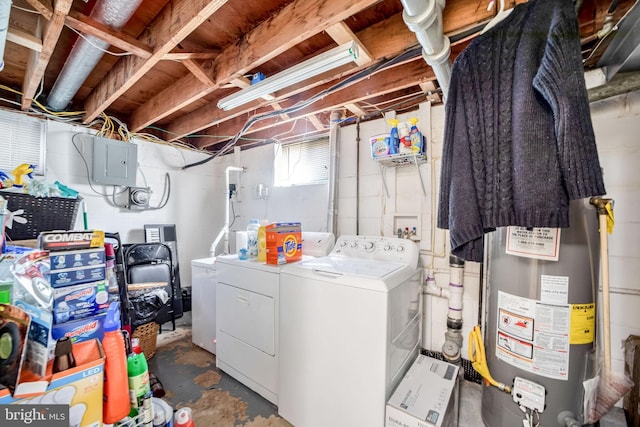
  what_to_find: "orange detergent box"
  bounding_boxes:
[265,222,302,265]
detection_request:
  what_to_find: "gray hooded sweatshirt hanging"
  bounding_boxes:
[437,0,606,262]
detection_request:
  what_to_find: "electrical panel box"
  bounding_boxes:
[92,136,137,186]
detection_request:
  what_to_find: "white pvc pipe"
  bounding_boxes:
[210,166,244,257]
[400,0,452,98]
[448,263,464,321]
[0,0,11,72]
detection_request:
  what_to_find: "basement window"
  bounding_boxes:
[274,138,329,187]
[0,110,46,175]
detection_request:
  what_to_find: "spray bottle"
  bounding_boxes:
[102,302,131,424]
[408,118,424,154]
[387,119,400,155]
[11,164,34,188]
[128,336,153,426]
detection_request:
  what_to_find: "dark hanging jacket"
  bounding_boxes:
[437,0,606,262]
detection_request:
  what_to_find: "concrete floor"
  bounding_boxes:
[153,312,628,426]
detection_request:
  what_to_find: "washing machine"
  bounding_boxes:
[214,232,334,404]
[278,235,422,427]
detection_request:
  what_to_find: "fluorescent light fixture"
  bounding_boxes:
[218,42,359,111]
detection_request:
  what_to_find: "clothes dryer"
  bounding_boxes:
[278,235,422,427]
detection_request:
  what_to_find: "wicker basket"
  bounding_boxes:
[0,191,81,240]
[132,321,160,360]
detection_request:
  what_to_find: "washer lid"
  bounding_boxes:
[294,255,405,279]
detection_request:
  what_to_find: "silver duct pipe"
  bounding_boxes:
[0,0,11,72]
[326,110,341,234]
[400,0,452,98]
[47,0,143,111]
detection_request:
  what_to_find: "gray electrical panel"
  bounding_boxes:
[92,136,137,186]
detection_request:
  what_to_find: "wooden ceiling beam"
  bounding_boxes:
[23,0,53,20]
[182,59,216,88]
[64,11,153,59]
[81,0,229,124]
[344,102,367,117]
[7,25,43,52]
[306,115,325,131]
[21,0,73,110]
[162,51,219,60]
[194,57,433,149]
[325,22,373,66]
[164,11,416,142]
[128,0,380,133]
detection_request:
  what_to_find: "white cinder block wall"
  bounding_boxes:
[9,87,640,372]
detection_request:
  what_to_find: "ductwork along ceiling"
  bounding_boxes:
[1,0,637,152]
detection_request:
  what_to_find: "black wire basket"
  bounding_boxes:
[1,191,81,241]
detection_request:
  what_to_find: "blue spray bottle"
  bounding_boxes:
[408,117,425,154]
[387,119,400,155]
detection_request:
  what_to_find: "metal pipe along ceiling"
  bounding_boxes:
[400,0,452,98]
[47,0,143,111]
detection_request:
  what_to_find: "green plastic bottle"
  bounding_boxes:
[127,337,152,426]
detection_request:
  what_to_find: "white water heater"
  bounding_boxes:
[482,199,599,426]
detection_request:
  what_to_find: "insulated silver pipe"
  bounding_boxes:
[47,0,143,111]
[400,0,452,98]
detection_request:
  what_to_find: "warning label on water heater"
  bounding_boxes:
[496,291,569,380]
[505,227,561,261]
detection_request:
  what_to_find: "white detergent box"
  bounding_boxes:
[53,280,109,324]
[386,355,459,427]
[50,247,106,270]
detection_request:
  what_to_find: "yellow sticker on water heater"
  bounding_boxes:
[570,303,595,344]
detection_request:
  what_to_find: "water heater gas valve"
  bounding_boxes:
[512,376,545,413]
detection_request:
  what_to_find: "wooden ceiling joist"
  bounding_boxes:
[81,0,229,124]
[307,115,325,131]
[7,26,43,52]
[344,102,367,117]
[127,0,380,133]
[64,11,153,59]
[195,57,433,149]
[21,0,73,110]
[164,12,418,142]
[325,22,373,66]
[182,59,216,88]
[24,0,53,21]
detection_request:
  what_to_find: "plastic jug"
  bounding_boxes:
[257,220,269,263]
[102,302,131,424]
[247,219,260,259]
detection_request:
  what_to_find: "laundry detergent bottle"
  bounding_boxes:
[102,302,131,424]
[257,220,269,263]
[247,219,260,259]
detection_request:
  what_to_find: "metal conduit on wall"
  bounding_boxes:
[47,0,143,111]
[399,0,452,98]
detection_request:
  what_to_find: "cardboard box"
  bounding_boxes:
[38,230,105,252]
[386,355,459,427]
[265,222,302,265]
[50,248,106,270]
[53,280,109,324]
[0,339,105,427]
[49,264,106,288]
[52,313,107,344]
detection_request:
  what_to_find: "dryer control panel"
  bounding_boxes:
[330,235,419,268]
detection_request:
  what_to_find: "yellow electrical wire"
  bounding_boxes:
[468,325,512,394]
[0,84,85,117]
